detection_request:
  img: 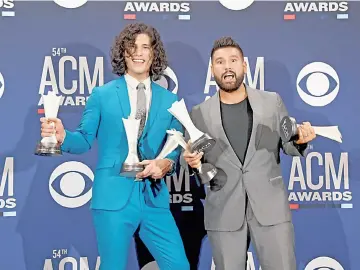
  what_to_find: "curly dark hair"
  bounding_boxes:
[110,22,168,81]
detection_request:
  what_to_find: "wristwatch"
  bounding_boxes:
[165,158,175,176]
[193,165,202,175]
[293,141,308,152]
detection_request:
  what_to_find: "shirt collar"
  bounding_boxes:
[124,73,151,92]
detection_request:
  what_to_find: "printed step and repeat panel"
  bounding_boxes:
[0,0,359,269]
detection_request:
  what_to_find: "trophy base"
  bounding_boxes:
[120,163,145,178]
[34,142,62,156]
[196,163,218,184]
[280,116,298,143]
[191,133,216,154]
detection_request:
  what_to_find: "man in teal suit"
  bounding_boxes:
[40,23,189,270]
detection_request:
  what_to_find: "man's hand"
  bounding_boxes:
[183,141,203,169]
[136,159,172,179]
[295,121,316,144]
[40,117,65,144]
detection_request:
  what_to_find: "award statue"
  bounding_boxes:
[168,99,216,154]
[35,90,63,156]
[280,116,342,143]
[155,130,182,160]
[120,117,145,177]
[167,129,218,184]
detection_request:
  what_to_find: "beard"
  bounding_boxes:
[214,71,244,92]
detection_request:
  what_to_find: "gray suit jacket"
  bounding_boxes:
[181,86,308,232]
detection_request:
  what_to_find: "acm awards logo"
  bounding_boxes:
[124,2,190,13]
[43,253,101,269]
[122,1,191,21]
[284,1,349,20]
[38,47,104,108]
[288,152,351,209]
[0,157,16,217]
[166,167,193,205]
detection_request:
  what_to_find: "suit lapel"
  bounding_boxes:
[139,81,163,140]
[209,92,242,169]
[115,76,131,118]
[243,86,263,168]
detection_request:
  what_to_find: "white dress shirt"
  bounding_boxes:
[124,73,152,121]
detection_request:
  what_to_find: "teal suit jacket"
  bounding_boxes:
[60,76,184,211]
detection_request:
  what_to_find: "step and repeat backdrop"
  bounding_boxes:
[0,0,359,269]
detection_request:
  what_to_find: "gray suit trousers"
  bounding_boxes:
[207,197,296,270]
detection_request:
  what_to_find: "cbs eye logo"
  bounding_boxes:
[154,66,178,94]
[53,0,87,8]
[49,161,94,208]
[219,0,255,10]
[0,72,4,99]
[297,62,340,107]
[304,256,344,270]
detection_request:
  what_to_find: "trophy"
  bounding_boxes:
[167,129,218,184]
[168,99,216,154]
[280,116,343,143]
[155,130,182,160]
[35,90,63,156]
[120,117,145,177]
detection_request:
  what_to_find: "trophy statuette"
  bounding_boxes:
[280,116,342,143]
[167,129,218,184]
[120,117,145,177]
[168,99,216,154]
[35,90,63,156]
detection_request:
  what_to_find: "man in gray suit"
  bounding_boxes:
[182,37,316,270]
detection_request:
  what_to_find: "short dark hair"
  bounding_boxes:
[210,37,244,60]
[110,22,168,81]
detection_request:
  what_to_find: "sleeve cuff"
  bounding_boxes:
[60,130,67,145]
